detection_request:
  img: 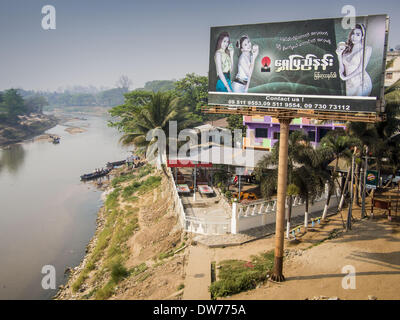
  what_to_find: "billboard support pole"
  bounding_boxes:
[271,117,292,282]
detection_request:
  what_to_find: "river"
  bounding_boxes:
[0,112,130,300]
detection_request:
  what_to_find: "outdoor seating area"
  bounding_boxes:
[173,167,216,198]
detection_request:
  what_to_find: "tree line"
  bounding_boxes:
[0,89,48,124]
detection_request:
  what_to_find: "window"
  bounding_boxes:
[308,131,316,141]
[255,128,268,138]
[386,72,393,79]
[273,132,280,140]
[318,128,331,141]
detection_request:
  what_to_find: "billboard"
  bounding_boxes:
[208,15,388,113]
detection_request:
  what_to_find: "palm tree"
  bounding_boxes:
[286,184,300,239]
[256,130,326,230]
[346,122,378,205]
[111,91,192,167]
[256,131,310,199]
[294,146,330,229]
[319,130,358,220]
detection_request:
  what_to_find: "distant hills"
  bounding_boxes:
[17,80,176,109]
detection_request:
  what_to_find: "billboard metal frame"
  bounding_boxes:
[202,105,384,123]
[207,15,390,119]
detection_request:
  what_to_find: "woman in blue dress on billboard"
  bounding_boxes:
[214,32,234,92]
[232,35,259,93]
[336,23,372,96]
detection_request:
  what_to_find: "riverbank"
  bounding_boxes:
[55,164,190,300]
[0,113,58,147]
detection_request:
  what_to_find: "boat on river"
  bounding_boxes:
[80,168,110,181]
[106,160,126,168]
[49,135,60,144]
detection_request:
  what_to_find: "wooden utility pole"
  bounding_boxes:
[271,118,292,282]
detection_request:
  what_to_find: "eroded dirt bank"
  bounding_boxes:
[55,165,190,300]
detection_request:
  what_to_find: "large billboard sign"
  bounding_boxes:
[208,15,388,113]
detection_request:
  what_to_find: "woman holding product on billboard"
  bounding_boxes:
[214,32,234,92]
[232,35,259,93]
[336,23,372,96]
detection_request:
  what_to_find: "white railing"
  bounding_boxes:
[238,199,277,217]
[237,193,330,218]
[185,216,230,235]
[234,192,336,233]
[167,167,186,228]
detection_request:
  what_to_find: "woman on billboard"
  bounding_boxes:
[214,32,234,92]
[336,23,372,96]
[232,35,259,93]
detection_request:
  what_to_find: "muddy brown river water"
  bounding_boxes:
[0,113,129,299]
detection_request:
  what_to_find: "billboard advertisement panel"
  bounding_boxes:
[208,15,388,113]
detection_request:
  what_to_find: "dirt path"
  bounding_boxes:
[226,215,400,300]
[182,245,212,300]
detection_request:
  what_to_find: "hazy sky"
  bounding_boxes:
[1,0,399,91]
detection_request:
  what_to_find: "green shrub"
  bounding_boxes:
[129,263,148,277]
[209,251,274,299]
[177,283,185,290]
[95,281,115,300]
[137,165,153,178]
[110,261,129,283]
[158,250,174,260]
[105,188,120,209]
[122,181,142,199]
[137,176,162,194]
[111,173,136,187]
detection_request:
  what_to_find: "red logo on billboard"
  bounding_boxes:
[261,56,271,72]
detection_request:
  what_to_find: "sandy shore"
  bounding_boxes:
[64,126,87,134]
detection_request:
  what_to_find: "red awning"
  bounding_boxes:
[167,159,213,168]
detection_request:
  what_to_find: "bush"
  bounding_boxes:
[95,281,115,300]
[137,165,153,178]
[111,173,136,187]
[209,251,274,299]
[122,181,142,199]
[177,283,185,290]
[138,175,162,193]
[110,261,129,283]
